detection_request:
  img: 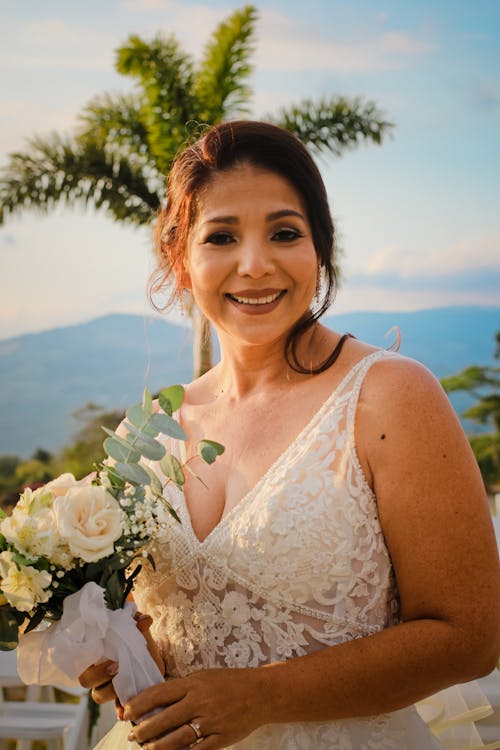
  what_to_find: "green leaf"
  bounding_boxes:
[158,385,184,415]
[141,465,163,496]
[126,403,154,431]
[142,387,153,415]
[0,606,24,649]
[104,437,141,464]
[150,412,187,440]
[160,454,185,486]
[166,504,181,523]
[104,571,124,610]
[125,431,166,461]
[0,508,7,520]
[12,552,38,568]
[197,439,225,464]
[113,462,151,486]
[24,606,45,634]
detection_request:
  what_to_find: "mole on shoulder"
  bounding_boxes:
[380,434,386,440]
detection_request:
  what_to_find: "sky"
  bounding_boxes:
[1,0,499,340]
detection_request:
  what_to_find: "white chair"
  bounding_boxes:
[0,649,89,750]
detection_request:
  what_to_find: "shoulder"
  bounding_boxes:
[351,347,465,487]
[356,347,448,415]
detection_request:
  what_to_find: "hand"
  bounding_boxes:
[79,612,165,720]
[124,667,270,750]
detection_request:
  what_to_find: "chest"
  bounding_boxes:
[178,386,331,542]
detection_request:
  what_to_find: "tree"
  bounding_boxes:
[0,5,393,376]
[441,332,500,487]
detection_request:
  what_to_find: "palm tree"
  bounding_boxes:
[0,5,393,376]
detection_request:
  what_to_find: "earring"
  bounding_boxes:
[315,264,322,303]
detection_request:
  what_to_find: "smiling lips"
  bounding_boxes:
[226,289,286,313]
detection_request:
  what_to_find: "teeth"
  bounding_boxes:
[230,292,281,305]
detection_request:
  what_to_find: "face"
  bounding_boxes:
[183,164,318,348]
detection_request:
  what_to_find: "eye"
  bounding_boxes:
[272,228,303,242]
[204,231,235,246]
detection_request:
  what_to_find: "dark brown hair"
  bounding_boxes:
[150,120,338,373]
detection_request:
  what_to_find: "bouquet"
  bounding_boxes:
[0,385,223,706]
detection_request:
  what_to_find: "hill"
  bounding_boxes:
[0,306,498,457]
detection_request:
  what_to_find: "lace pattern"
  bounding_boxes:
[133,350,444,748]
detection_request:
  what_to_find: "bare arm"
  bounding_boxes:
[125,356,500,747]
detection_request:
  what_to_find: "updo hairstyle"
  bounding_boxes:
[150,120,338,373]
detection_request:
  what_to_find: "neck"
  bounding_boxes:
[210,324,326,398]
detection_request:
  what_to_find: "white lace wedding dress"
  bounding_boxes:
[96,350,497,750]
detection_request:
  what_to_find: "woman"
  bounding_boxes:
[81,121,500,749]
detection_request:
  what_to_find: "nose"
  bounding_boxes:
[236,239,275,278]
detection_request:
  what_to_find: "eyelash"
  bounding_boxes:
[203,228,303,245]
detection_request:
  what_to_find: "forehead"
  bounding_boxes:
[194,163,305,217]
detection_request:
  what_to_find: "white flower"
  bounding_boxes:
[53,485,124,563]
[44,473,80,495]
[1,505,60,560]
[0,551,52,612]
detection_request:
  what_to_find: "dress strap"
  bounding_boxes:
[344,349,398,457]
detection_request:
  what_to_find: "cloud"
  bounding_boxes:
[256,9,435,73]
[349,266,500,294]
[119,0,435,73]
[0,18,116,72]
[364,232,500,277]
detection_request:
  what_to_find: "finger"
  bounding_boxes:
[130,720,209,750]
[91,679,118,705]
[115,697,125,721]
[79,660,118,689]
[124,681,187,723]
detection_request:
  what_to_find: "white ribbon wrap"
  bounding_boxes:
[17,581,164,705]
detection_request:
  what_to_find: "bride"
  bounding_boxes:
[80,120,500,749]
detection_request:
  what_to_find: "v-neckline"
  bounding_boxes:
[172,349,383,547]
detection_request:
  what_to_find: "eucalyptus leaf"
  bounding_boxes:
[158,385,184,415]
[197,440,225,465]
[142,465,163,496]
[160,454,185,486]
[126,403,156,433]
[103,428,142,457]
[142,387,153,415]
[150,412,187,440]
[125,431,166,461]
[114,462,151,486]
[104,437,141,464]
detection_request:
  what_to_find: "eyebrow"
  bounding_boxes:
[201,208,306,226]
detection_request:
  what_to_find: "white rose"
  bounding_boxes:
[44,473,80,495]
[53,485,124,563]
[0,551,52,612]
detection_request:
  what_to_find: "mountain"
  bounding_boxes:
[0,306,498,457]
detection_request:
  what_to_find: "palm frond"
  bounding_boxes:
[194,5,258,122]
[0,134,160,226]
[270,97,394,157]
[78,92,149,153]
[116,34,198,170]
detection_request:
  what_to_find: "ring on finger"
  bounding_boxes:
[187,719,203,741]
